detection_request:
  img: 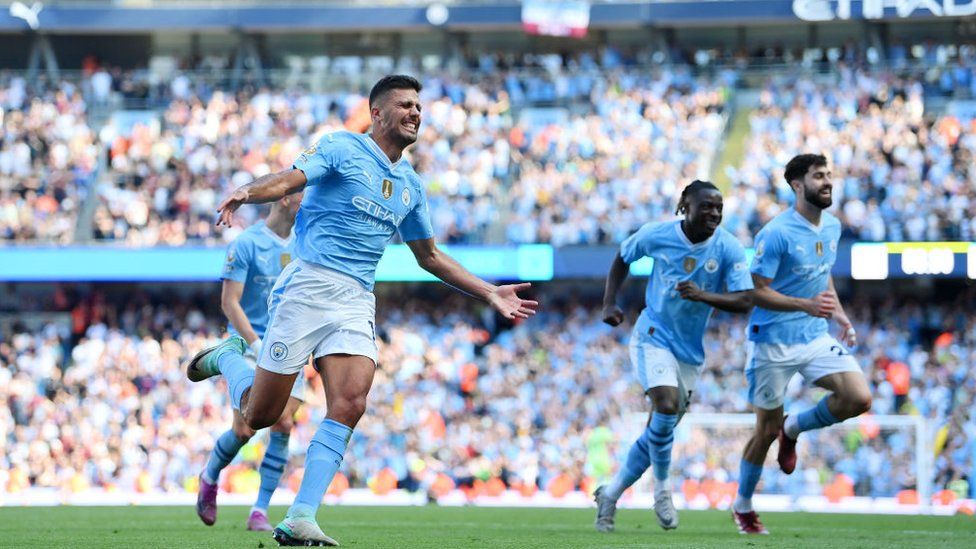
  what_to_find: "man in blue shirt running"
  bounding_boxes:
[731,154,871,535]
[185,75,537,546]
[595,180,754,533]
[195,192,306,532]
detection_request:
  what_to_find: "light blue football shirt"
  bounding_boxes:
[292,131,434,291]
[748,208,842,345]
[222,220,294,339]
[620,220,753,365]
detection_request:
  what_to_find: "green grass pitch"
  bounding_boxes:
[0,505,972,548]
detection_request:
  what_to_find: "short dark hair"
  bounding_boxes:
[784,154,827,187]
[368,75,422,108]
[675,180,720,215]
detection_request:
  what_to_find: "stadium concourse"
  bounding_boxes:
[0,283,974,513]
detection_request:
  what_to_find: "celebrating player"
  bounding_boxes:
[195,193,306,531]
[594,180,753,533]
[731,154,872,534]
[185,75,537,546]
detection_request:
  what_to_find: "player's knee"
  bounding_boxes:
[654,400,680,416]
[330,394,368,426]
[845,391,872,417]
[244,409,277,431]
[232,423,255,441]
[272,416,295,433]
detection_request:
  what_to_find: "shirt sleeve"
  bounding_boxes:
[292,133,340,185]
[750,227,783,280]
[397,182,435,242]
[221,237,251,283]
[619,223,658,264]
[723,239,755,292]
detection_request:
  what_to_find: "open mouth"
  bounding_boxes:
[402,121,419,133]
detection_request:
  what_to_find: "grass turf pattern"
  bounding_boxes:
[0,505,972,548]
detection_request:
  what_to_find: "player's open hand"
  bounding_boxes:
[216,188,250,227]
[676,281,704,302]
[805,291,836,319]
[488,283,538,320]
[602,304,624,327]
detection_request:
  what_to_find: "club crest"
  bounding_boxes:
[382,179,394,200]
[704,258,719,273]
[401,188,411,206]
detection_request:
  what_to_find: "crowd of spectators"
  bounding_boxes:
[4,41,976,247]
[2,287,973,502]
[0,74,98,243]
[724,67,976,243]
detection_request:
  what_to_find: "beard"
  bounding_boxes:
[804,185,832,209]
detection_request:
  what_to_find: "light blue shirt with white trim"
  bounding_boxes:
[620,220,753,365]
[292,131,434,291]
[222,220,294,339]
[748,208,842,345]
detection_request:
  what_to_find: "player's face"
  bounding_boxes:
[372,88,422,147]
[801,165,832,209]
[688,189,723,236]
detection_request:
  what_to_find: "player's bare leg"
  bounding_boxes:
[249,396,302,531]
[241,367,300,430]
[779,372,872,474]
[274,354,374,547]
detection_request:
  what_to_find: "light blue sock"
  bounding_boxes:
[217,351,254,410]
[737,459,763,500]
[796,396,841,434]
[287,419,352,519]
[254,431,290,511]
[647,412,678,482]
[605,430,651,500]
[203,429,246,484]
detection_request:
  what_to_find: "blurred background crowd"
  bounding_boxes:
[1,285,973,502]
[3,42,976,247]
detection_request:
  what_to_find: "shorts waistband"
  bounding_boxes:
[295,259,369,293]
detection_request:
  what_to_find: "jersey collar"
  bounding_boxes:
[673,220,714,250]
[259,222,293,246]
[363,133,403,172]
[791,208,824,233]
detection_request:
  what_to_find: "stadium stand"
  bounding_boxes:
[2,288,973,501]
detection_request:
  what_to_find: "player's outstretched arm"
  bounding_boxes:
[751,273,834,318]
[216,169,307,226]
[676,281,753,313]
[221,280,260,346]
[405,238,538,320]
[601,252,629,326]
[828,276,857,347]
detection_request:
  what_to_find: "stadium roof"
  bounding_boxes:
[1,1,970,33]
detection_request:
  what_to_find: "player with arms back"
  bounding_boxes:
[195,193,306,532]
[595,181,754,533]
[732,154,871,534]
[184,75,537,546]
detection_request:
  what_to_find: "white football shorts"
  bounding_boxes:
[746,333,861,410]
[628,327,700,414]
[259,259,378,376]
